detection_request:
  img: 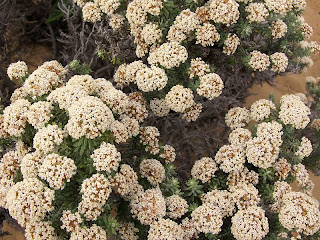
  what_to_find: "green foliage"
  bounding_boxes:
[184,178,203,201]
[69,60,92,75]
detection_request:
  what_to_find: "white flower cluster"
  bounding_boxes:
[148,42,188,69]
[91,142,121,173]
[165,85,194,113]
[6,178,54,227]
[33,124,65,154]
[79,173,111,220]
[140,159,165,185]
[191,157,218,183]
[225,107,250,129]
[38,153,77,190]
[248,50,270,72]
[223,34,240,55]
[197,73,224,100]
[66,96,114,139]
[279,192,320,236]
[7,61,28,81]
[231,206,269,240]
[166,195,189,219]
[245,3,269,23]
[270,52,289,73]
[189,58,210,79]
[279,94,310,129]
[250,99,276,122]
[130,188,166,225]
[271,20,288,39]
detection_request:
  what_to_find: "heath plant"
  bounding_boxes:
[66,0,320,123]
[2,61,320,239]
[0,60,182,239]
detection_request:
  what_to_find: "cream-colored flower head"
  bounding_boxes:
[7,61,28,81]
[271,20,287,39]
[111,164,141,200]
[250,99,276,122]
[139,126,160,154]
[25,221,58,240]
[248,50,270,71]
[150,98,170,117]
[0,151,20,180]
[201,190,235,217]
[24,68,61,96]
[215,144,245,173]
[246,137,279,168]
[292,0,306,10]
[245,3,269,23]
[119,222,139,240]
[141,23,162,45]
[225,107,250,129]
[136,65,168,92]
[38,153,77,190]
[279,94,310,129]
[228,128,252,146]
[17,152,40,179]
[40,60,67,79]
[230,183,260,210]
[82,2,102,22]
[47,85,89,110]
[197,73,224,100]
[6,178,55,227]
[166,195,189,219]
[182,103,203,122]
[227,167,259,188]
[95,0,120,15]
[109,13,125,30]
[91,142,121,173]
[3,99,30,137]
[231,206,269,240]
[195,23,220,47]
[147,42,188,69]
[223,33,240,55]
[140,159,165,185]
[160,145,176,163]
[70,225,107,240]
[60,210,83,233]
[273,158,291,180]
[189,58,210,79]
[264,0,292,15]
[191,157,218,183]
[191,203,223,234]
[130,188,166,225]
[26,101,53,129]
[148,218,184,240]
[33,124,65,154]
[295,137,312,158]
[279,192,320,235]
[66,96,114,139]
[270,52,288,73]
[165,85,194,113]
[207,0,240,26]
[66,74,96,93]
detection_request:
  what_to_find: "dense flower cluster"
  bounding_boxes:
[2,0,320,235]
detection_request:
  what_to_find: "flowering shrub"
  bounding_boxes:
[65,0,320,124]
[0,61,179,239]
[1,60,320,239]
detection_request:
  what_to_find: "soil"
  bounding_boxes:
[1,0,320,239]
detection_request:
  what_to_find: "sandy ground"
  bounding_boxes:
[1,0,320,239]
